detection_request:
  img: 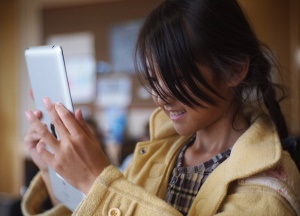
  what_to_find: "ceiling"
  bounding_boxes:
[42,0,127,8]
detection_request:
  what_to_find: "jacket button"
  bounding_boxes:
[140,148,147,154]
[108,207,121,216]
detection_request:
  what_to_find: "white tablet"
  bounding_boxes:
[25,45,85,211]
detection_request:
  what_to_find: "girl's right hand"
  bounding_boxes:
[24,110,48,172]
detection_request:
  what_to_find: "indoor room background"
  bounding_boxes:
[0,0,299,213]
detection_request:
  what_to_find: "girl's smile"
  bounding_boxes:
[169,110,187,120]
[163,104,187,121]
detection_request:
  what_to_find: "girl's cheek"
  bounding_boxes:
[152,94,159,106]
[151,89,158,104]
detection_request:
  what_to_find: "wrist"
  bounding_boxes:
[40,169,49,178]
[80,167,108,195]
[39,169,60,206]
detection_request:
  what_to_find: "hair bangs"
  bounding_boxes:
[135,0,222,108]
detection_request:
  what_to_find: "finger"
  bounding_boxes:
[55,102,83,136]
[36,140,54,165]
[25,110,59,151]
[24,129,41,147]
[33,110,43,119]
[74,109,94,138]
[43,97,70,138]
[29,88,34,101]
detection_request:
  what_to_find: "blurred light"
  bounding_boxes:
[97,61,112,74]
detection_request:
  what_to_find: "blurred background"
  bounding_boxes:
[0,0,299,215]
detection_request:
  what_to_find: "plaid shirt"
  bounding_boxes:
[165,135,232,215]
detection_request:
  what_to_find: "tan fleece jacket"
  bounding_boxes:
[22,108,300,215]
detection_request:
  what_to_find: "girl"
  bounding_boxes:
[22,0,300,215]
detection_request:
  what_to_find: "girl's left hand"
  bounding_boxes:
[25,97,110,195]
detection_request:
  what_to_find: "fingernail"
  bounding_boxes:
[42,97,51,109]
[77,108,82,116]
[55,102,63,110]
[55,102,62,107]
[25,110,33,120]
[54,103,64,116]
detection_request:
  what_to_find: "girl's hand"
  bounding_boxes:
[24,110,48,172]
[25,97,110,194]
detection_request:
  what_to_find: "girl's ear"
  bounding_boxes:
[227,57,250,87]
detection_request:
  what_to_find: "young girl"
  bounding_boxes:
[22,0,300,215]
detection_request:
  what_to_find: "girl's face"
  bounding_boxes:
[151,65,235,136]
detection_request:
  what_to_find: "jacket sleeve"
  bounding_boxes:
[21,172,72,216]
[73,165,182,216]
[22,166,182,216]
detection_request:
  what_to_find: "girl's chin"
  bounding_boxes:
[174,126,194,136]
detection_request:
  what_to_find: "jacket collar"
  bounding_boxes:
[226,111,282,179]
[150,107,282,178]
[192,111,282,215]
[149,107,179,140]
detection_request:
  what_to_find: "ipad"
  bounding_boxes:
[25,45,85,211]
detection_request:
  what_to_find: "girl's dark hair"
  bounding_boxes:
[134,0,288,140]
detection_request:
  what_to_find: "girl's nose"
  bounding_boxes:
[156,95,166,106]
[156,94,175,107]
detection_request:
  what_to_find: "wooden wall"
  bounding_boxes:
[0,0,22,195]
[43,0,163,67]
[239,0,300,135]
[42,0,163,111]
[43,0,300,135]
[290,0,300,135]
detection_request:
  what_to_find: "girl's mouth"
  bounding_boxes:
[169,110,186,120]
